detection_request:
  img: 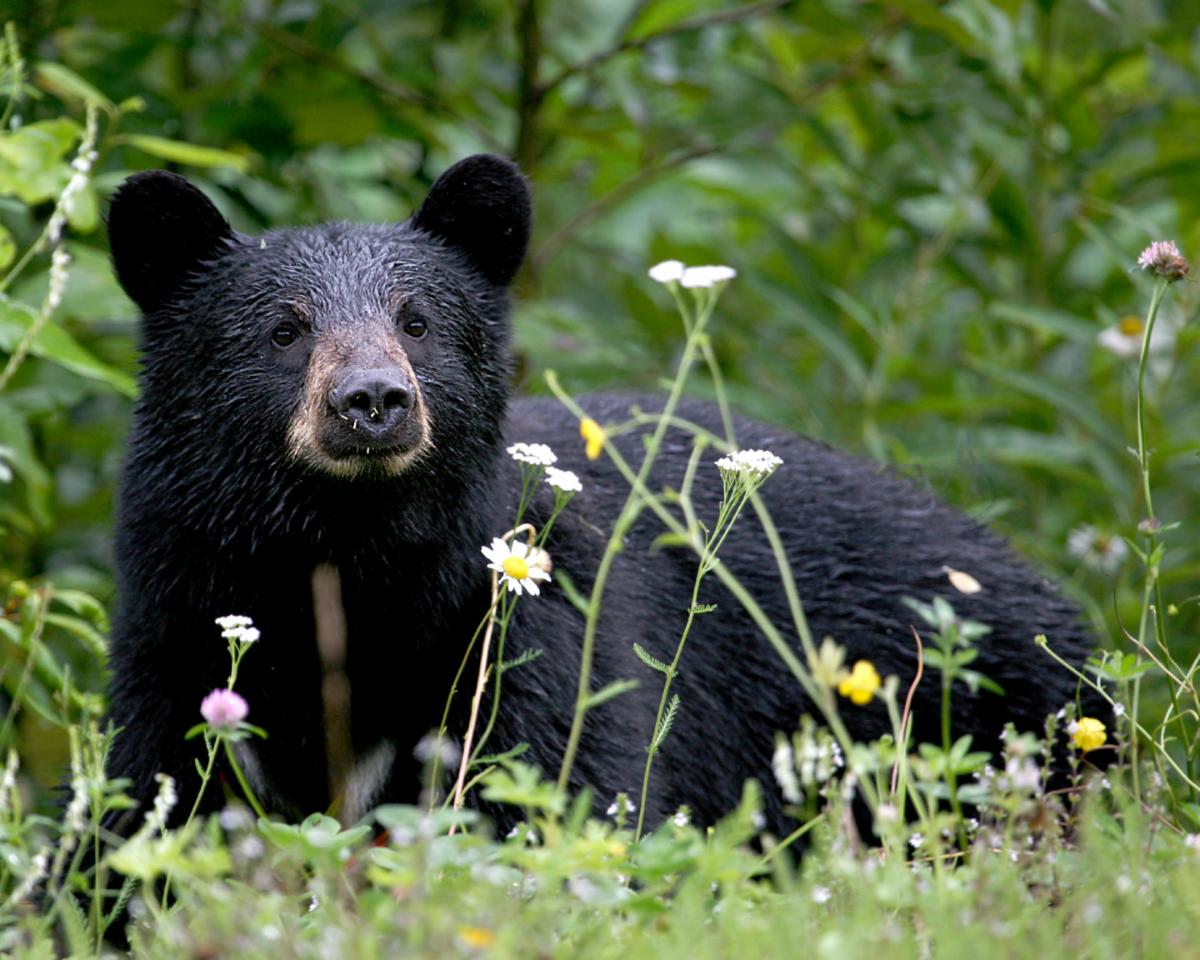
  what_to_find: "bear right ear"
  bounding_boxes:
[108,170,234,313]
[411,154,531,287]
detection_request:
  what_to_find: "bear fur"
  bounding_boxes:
[104,155,1099,837]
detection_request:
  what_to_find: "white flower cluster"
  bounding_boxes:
[771,737,801,804]
[507,442,557,466]
[545,465,581,493]
[715,448,783,479]
[216,614,260,645]
[142,773,178,836]
[45,246,71,313]
[46,108,99,246]
[648,259,737,289]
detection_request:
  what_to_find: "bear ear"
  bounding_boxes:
[411,154,531,287]
[108,170,235,313]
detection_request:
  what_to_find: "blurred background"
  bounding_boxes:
[1,0,1198,788]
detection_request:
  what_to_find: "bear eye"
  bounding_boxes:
[402,316,428,339]
[270,323,301,349]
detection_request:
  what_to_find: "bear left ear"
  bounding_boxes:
[108,170,235,313]
[411,154,531,287]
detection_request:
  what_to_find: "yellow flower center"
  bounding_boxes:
[580,417,605,460]
[502,556,530,580]
[457,926,496,949]
[837,660,881,706]
[1118,316,1144,337]
[1072,716,1106,753]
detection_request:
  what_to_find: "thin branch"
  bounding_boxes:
[532,141,718,272]
[539,0,796,98]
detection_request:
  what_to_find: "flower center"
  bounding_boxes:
[502,556,530,580]
[1118,316,1144,337]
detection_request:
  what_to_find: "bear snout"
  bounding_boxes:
[329,367,416,434]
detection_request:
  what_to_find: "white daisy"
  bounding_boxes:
[481,537,552,596]
[1066,524,1127,575]
[648,259,685,284]
[680,264,737,288]
[506,442,557,467]
[545,466,582,493]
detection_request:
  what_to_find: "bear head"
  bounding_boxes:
[108,155,531,489]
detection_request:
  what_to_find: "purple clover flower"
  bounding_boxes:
[1137,240,1189,282]
[201,688,248,730]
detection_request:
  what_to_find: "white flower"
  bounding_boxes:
[1097,316,1147,359]
[606,794,635,819]
[909,832,925,849]
[715,448,783,479]
[811,885,832,904]
[216,615,260,644]
[45,246,71,313]
[771,737,801,804]
[506,442,557,466]
[680,264,737,288]
[545,466,582,493]
[1066,525,1127,575]
[1137,240,1189,281]
[481,537,552,596]
[648,260,686,283]
[672,807,691,828]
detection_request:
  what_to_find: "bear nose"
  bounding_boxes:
[329,368,415,424]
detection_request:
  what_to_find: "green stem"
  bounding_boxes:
[222,739,267,819]
[555,292,718,794]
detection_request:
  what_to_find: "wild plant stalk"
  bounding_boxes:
[545,374,880,817]
[554,289,723,794]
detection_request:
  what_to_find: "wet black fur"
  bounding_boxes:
[106,155,1099,839]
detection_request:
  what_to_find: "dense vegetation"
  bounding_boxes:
[2,0,1200,955]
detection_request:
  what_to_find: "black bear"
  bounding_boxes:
[105,154,1099,838]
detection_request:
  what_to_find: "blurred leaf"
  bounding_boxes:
[0,299,136,396]
[33,62,115,111]
[116,135,251,172]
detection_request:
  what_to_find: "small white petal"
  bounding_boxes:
[648,259,685,283]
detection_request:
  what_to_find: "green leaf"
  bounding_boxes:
[0,224,14,270]
[34,62,115,110]
[583,678,640,710]
[0,297,136,396]
[117,134,251,172]
[633,642,673,675]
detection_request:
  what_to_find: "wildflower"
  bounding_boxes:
[458,926,496,950]
[1071,716,1106,753]
[1097,315,1145,360]
[1003,756,1041,792]
[715,448,783,480]
[506,442,557,467]
[772,736,801,804]
[143,774,177,835]
[1137,240,1189,282]
[200,688,249,730]
[45,246,71,313]
[808,637,847,689]
[648,259,685,284]
[837,660,881,706]
[579,417,605,460]
[606,793,636,820]
[1112,702,1126,718]
[908,832,925,849]
[545,466,582,493]
[1067,525,1127,575]
[680,265,737,288]
[672,806,691,828]
[216,614,260,645]
[481,537,552,596]
[811,885,832,905]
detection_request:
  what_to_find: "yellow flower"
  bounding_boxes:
[1072,716,1106,753]
[837,660,881,706]
[457,926,496,949]
[580,417,605,460]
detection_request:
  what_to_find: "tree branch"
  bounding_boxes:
[538,0,796,98]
